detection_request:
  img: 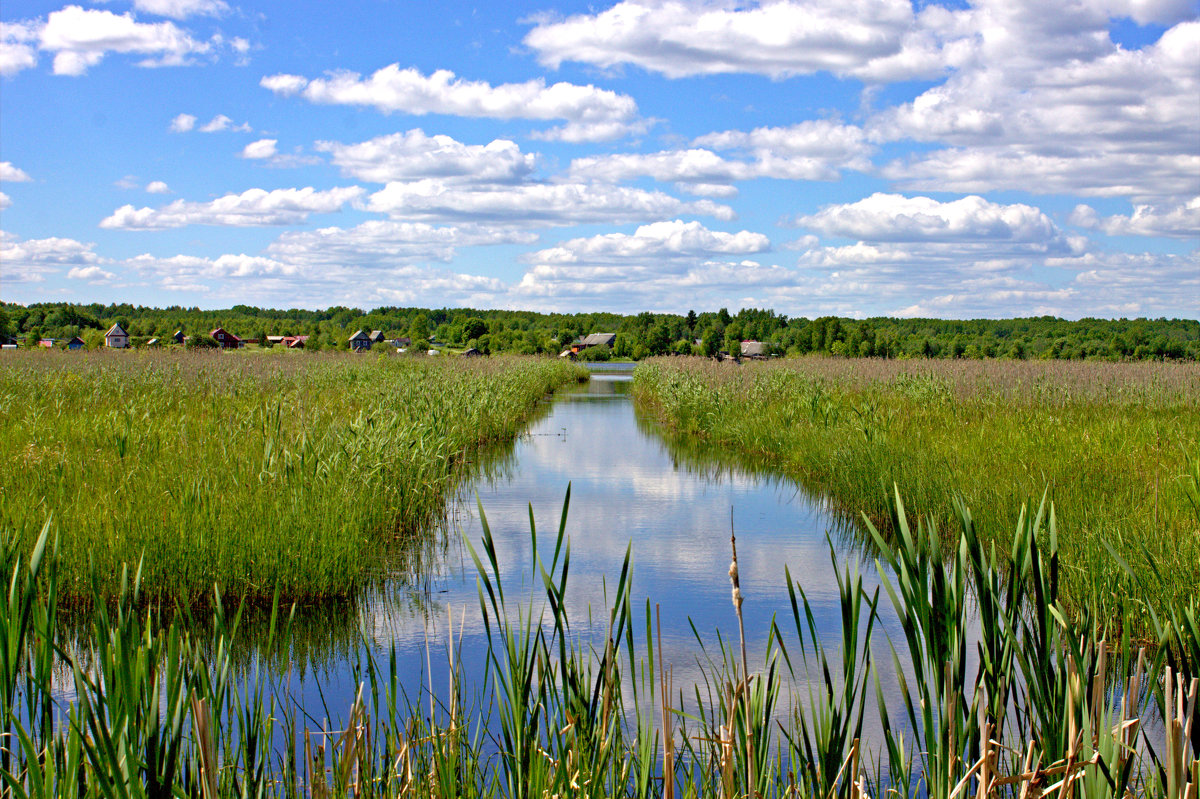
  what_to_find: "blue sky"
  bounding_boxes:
[2,0,1197,317]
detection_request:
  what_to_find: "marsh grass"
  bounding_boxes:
[0,350,584,607]
[632,357,1200,626]
[3,488,1198,797]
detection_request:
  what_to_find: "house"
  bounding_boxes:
[389,337,411,349]
[571,332,617,354]
[740,340,766,358]
[145,338,161,347]
[462,347,482,357]
[38,339,57,348]
[105,323,129,349]
[210,328,241,349]
[266,335,288,345]
[369,330,386,344]
[349,330,372,351]
[285,335,309,349]
[67,336,85,350]
[172,330,185,344]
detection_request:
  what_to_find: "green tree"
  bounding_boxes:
[462,317,488,341]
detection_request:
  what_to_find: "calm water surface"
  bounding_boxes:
[279,364,909,727]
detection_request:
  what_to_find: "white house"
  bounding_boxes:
[105,323,129,349]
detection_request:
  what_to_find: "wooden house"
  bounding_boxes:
[740,340,766,358]
[172,330,185,344]
[571,332,617,354]
[369,330,386,344]
[462,347,482,357]
[210,328,241,349]
[284,335,309,348]
[105,323,129,349]
[38,339,57,348]
[67,336,85,350]
[349,330,372,351]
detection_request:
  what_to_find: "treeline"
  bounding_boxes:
[2,301,1197,361]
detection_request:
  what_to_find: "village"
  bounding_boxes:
[3,322,771,360]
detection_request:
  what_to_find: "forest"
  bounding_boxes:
[2,300,1197,361]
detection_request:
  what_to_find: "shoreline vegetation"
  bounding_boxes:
[4,490,1198,797]
[632,357,1200,629]
[0,350,585,608]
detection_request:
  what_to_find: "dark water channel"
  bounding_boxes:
[274,364,910,734]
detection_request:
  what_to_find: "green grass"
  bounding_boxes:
[4,491,1198,797]
[632,357,1200,625]
[0,349,584,607]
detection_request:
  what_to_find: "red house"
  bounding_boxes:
[210,328,242,349]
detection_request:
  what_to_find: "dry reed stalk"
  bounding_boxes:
[190,697,218,799]
[728,510,755,796]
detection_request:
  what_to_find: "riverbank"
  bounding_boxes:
[0,350,584,607]
[632,356,1200,624]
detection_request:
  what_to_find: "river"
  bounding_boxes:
[270,363,909,736]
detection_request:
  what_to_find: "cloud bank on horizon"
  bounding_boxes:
[1,0,1197,318]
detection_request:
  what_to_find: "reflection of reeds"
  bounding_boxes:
[633,356,1200,628]
[0,350,584,607]
[5,488,1199,797]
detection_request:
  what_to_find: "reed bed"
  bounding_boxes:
[0,350,584,607]
[632,357,1200,626]
[3,488,1198,797]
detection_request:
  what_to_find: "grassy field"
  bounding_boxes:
[633,357,1200,624]
[0,349,583,607]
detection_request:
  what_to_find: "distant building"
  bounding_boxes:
[349,330,372,351]
[462,347,482,357]
[210,328,241,349]
[285,335,309,349]
[571,332,617,354]
[67,336,85,350]
[145,338,161,347]
[172,330,185,344]
[389,337,411,349]
[105,323,129,349]
[38,339,56,348]
[369,330,386,344]
[740,340,766,358]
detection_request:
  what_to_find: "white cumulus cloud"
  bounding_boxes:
[0,162,32,182]
[38,5,213,75]
[1070,198,1200,238]
[146,180,171,193]
[365,180,734,225]
[132,0,229,20]
[260,65,644,141]
[169,113,196,132]
[524,0,945,81]
[240,138,278,159]
[0,21,38,76]
[99,186,364,229]
[0,231,108,284]
[316,130,536,184]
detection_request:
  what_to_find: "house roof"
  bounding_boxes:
[349,329,370,341]
[68,336,85,345]
[105,323,127,337]
[369,330,385,341]
[740,340,766,356]
[210,328,240,340]
[580,333,617,347]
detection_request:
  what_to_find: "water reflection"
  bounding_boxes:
[58,367,909,739]
[281,365,908,734]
